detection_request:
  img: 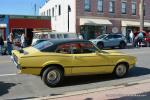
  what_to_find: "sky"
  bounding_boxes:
[0,0,46,16]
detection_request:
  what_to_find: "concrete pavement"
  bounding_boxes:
[34,79,150,100]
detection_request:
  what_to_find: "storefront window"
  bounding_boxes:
[80,25,106,40]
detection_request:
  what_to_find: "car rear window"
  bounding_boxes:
[113,35,122,38]
[33,41,53,51]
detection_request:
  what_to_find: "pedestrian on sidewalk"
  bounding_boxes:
[137,31,144,47]
[129,30,134,44]
[7,32,14,55]
[21,32,26,48]
[0,35,4,55]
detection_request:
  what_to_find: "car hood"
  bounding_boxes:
[90,39,103,41]
[102,50,126,55]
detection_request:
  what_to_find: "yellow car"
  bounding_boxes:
[11,39,136,87]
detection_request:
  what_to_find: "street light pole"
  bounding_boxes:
[68,5,71,32]
[140,0,144,31]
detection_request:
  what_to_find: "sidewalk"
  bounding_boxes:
[34,79,150,100]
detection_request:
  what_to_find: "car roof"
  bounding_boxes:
[48,39,90,45]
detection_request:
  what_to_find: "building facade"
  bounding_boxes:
[39,0,150,40]
[0,15,9,40]
[0,15,51,40]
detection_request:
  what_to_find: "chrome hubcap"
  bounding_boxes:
[47,70,60,84]
[116,64,126,77]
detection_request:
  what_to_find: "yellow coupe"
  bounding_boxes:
[11,39,136,87]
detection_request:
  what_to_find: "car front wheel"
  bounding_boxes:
[113,63,128,78]
[97,42,104,49]
[119,42,126,49]
[42,67,64,87]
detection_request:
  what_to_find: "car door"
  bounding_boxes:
[113,35,122,46]
[104,35,115,47]
[70,42,112,75]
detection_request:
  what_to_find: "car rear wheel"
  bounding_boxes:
[97,42,104,49]
[113,63,128,78]
[42,66,64,87]
[119,42,126,49]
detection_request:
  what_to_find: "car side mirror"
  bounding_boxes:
[105,37,109,40]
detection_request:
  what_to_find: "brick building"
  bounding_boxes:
[40,0,150,40]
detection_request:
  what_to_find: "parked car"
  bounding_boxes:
[32,31,78,46]
[11,39,136,87]
[31,39,47,46]
[90,34,127,49]
[143,34,150,47]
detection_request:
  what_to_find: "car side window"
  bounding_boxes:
[80,42,96,53]
[55,42,97,54]
[105,35,113,39]
[55,44,71,54]
[113,35,122,39]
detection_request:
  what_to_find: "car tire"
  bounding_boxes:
[42,66,64,87]
[97,42,104,49]
[146,42,150,47]
[113,63,128,78]
[119,42,126,49]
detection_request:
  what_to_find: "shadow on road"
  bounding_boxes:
[58,67,150,87]
[0,82,17,96]
[127,66,150,77]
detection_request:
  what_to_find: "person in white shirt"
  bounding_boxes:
[129,30,134,44]
[21,33,25,48]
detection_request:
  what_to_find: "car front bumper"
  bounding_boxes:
[11,56,20,69]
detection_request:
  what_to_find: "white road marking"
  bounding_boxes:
[126,51,150,54]
[0,61,12,64]
[0,73,17,77]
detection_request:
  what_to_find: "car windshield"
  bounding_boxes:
[33,40,53,50]
[96,34,107,39]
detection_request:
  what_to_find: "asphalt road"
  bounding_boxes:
[0,47,150,99]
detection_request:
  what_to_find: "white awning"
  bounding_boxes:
[122,21,150,27]
[80,18,112,26]
[0,24,7,28]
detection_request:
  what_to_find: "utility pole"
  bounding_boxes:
[68,5,71,32]
[34,3,37,16]
[140,0,144,31]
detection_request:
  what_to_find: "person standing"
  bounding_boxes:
[0,36,4,55]
[21,33,26,48]
[137,31,144,47]
[7,32,14,55]
[78,33,83,39]
[129,30,134,44]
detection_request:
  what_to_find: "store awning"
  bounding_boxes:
[122,21,150,27]
[80,18,112,26]
[0,24,7,28]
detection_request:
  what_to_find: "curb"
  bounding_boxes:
[31,79,150,100]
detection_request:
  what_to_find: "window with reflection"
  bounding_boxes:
[84,0,91,11]
[121,1,127,14]
[97,0,103,12]
[109,0,115,13]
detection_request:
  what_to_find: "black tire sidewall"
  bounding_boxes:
[119,42,126,49]
[97,42,104,49]
[42,67,63,87]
